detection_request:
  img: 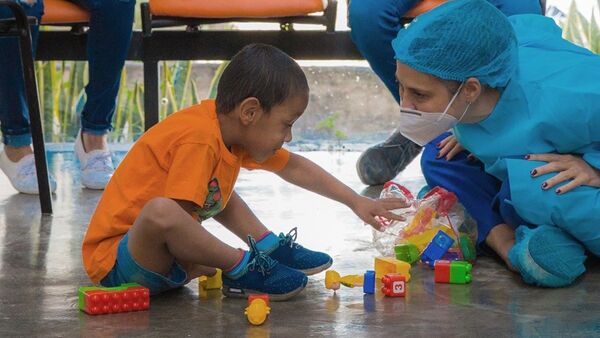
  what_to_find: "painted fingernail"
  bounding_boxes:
[530,169,537,176]
[436,154,441,159]
[525,154,530,159]
[436,143,441,148]
[556,189,562,194]
[541,182,548,189]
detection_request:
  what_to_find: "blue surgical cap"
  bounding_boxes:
[392,0,518,88]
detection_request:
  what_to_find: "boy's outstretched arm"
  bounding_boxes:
[276,153,409,230]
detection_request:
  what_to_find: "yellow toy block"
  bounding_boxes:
[402,206,436,238]
[374,257,411,281]
[325,270,364,290]
[340,274,363,287]
[199,268,222,297]
[402,226,455,252]
[325,270,341,290]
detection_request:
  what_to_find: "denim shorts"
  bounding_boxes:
[100,233,188,295]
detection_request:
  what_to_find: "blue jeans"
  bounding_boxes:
[348,0,542,103]
[0,0,136,146]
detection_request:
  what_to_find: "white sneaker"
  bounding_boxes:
[0,150,57,195]
[74,131,114,190]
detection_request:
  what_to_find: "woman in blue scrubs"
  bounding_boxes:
[391,0,600,287]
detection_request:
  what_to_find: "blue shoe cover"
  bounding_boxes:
[508,225,586,287]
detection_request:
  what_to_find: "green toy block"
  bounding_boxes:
[449,261,472,284]
[459,234,476,261]
[394,244,420,264]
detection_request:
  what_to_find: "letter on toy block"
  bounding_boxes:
[381,273,406,297]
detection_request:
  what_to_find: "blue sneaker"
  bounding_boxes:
[508,225,587,288]
[266,228,333,276]
[222,236,308,301]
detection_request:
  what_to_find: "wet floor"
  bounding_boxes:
[0,149,598,337]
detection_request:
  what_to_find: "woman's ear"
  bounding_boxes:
[463,77,482,103]
[238,97,262,126]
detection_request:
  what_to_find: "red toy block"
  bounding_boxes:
[79,283,150,315]
[423,187,457,215]
[434,260,451,283]
[381,273,406,297]
[248,294,270,307]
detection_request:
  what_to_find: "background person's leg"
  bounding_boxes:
[68,0,136,189]
[73,0,135,136]
[0,0,43,149]
[0,0,56,194]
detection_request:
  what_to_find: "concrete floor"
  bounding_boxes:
[0,150,599,337]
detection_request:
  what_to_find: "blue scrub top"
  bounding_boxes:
[453,15,600,236]
[455,14,600,180]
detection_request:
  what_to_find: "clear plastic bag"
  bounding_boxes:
[373,182,478,262]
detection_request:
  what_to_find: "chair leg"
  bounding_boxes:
[143,60,159,130]
[17,15,53,214]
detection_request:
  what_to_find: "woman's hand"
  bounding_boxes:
[527,153,600,194]
[437,134,472,161]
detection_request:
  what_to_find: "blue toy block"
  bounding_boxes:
[363,270,375,294]
[421,230,455,267]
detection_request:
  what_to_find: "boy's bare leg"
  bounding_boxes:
[213,191,270,245]
[127,197,241,276]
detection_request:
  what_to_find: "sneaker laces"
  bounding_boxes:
[278,227,303,249]
[84,151,114,173]
[247,235,277,276]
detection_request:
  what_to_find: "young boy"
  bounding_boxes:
[82,44,407,300]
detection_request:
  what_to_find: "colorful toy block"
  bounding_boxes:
[421,230,455,267]
[381,273,406,297]
[245,294,271,325]
[199,268,222,290]
[78,283,150,315]
[394,243,420,264]
[374,256,411,280]
[339,274,364,287]
[325,270,341,290]
[402,206,436,238]
[325,270,364,291]
[402,226,455,252]
[434,260,472,284]
[442,248,463,261]
[459,234,476,261]
[422,186,457,215]
[363,270,376,294]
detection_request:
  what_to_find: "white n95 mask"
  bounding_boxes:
[398,82,470,146]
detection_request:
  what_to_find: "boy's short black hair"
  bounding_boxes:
[216,43,309,114]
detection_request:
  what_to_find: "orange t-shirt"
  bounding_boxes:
[82,100,290,284]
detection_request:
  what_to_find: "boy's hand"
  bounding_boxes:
[528,153,600,194]
[351,195,410,231]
